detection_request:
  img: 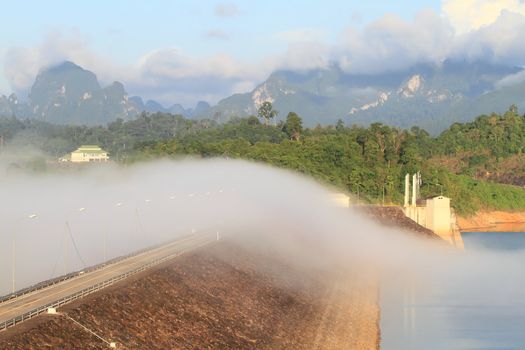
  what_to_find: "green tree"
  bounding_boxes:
[257,101,278,126]
[283,112,303,140]
[246,115,260,126]
[335,119,345,132]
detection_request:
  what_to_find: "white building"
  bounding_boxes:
[60,145,109,163]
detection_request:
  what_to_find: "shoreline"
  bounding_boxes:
[457,210,525,232]
[460,224,525,232]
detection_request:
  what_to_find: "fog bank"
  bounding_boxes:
[0,158,524,349]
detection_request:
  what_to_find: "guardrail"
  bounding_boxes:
[0,233,202,305]
[0,235,213,332]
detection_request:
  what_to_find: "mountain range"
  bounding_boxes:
[207,60,525,133]
[0,61,209,125]
[1,60,525,133]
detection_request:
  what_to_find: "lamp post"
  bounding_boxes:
[105,203,124,262]
[12,214,38,294]
[64,207,86,275]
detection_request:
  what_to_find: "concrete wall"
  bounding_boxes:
[331,193,350,208]
[426,196,451,235]
[403,196,464,248]
[404,206,426,228]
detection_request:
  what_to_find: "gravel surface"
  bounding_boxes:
[0,241,379,349]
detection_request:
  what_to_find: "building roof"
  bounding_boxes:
[72,145,108,154]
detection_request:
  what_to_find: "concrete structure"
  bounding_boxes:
[332,193,351,207]
[0,233,214,332]
[60,145,109,163]
[403,173,464,248]
[426,196,451,236]
[404,174,410,207]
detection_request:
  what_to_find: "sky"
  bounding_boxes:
[3,0,525,107]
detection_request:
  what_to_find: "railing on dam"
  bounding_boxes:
[0,234,201,305]
[0,235,213,332]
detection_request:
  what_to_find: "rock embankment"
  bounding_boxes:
[0,241,379,350]
[360,206,440,239]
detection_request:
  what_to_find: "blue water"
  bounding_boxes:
[462,231,525,251]
[381,232,525,350]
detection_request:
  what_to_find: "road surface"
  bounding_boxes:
[0,232,213,328]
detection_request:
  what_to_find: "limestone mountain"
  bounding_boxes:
[0,62,143,125]
[2,59,525,131]
[0,61,210,124]
[207,60,524,134]
[137,98,211,118]
[27,61,140,124]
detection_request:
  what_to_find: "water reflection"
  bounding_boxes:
[381,232,525,350]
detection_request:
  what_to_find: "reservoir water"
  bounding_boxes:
[381,231,525,349]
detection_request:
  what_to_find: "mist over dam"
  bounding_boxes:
[1,159,524,349]
[0,158,404,296]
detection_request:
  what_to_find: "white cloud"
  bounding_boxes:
[6,2,525,106]
[451,10,525,66]
[214,3,239,17]
[3,31,125,94]
[495,69,525,88]
[443,0,525,33]
[2,34,266,106]
[268,42,331,72]
[231,81,257,94]
[337,10,455,74]
[131,49,267,105]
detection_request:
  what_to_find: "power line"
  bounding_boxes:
[65,221,87,269]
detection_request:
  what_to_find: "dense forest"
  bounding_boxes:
[0,113,217,160]
[3,105,525,215]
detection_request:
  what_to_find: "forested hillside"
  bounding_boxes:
[131,106,525,215]
[3,105,525,215]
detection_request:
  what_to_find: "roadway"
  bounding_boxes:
[0,232,214,327]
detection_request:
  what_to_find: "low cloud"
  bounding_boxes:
[336,10,454,74]
[495,69,525,89]
[130,49,267,106]
[3,31,127,95]
[268,42,331,72]
[3,36,266,107]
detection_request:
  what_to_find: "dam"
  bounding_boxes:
[403,173,464,248]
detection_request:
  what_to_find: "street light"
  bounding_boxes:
[105,203,124,262]
[12,214,38,294]
[64,207,86,275]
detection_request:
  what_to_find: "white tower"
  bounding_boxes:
[412,173,417,206]
[404,173,410,207]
